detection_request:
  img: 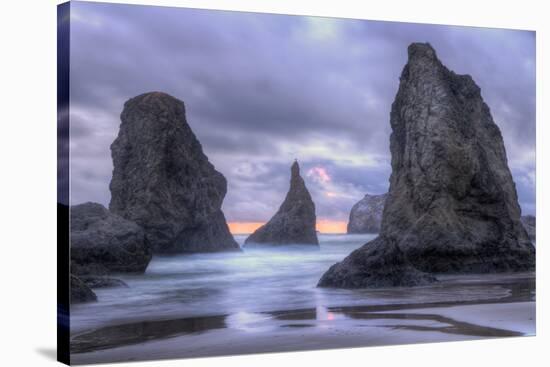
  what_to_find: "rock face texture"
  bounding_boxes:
[71,275,97,304]
[81,277,128,289]
[521,215,536,241]
[71,202,152,276]
[347,193,388,234]
[245,161,318,246]
[319,43,535,288]
[319,238,436,288]
[109,92,239,253]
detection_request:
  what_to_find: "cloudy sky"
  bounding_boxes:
[67,1,536,233]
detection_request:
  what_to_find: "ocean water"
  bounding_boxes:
[70,234,520,333]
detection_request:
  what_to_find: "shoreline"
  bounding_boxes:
[71,300,535,365]
[71,273,535,364]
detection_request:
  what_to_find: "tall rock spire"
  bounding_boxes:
[245,160,319,246]
[109,92,239,253]
[319,43,535,288]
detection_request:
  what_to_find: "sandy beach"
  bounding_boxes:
[71,272,535,365]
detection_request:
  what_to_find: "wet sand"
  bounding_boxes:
[71,273,535,365]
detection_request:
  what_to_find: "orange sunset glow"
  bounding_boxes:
[227,222,265,234]
[228,220,348,234]
[316,220,347,234]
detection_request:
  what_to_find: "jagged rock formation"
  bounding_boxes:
[71,275,97,304]
[347,193,387,233]
[71,202,152,275]
[521,215,536,241]
[319,43,535,288]
[109,92,239,253]
[244,161,318,246]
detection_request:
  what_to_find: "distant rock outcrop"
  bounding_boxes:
[521,215,536,241]
[319,43,535,288]
[347,193,387,233]
[244,161,318,246]
[109,92,239,253]
[71,275,97,304]
[71,202,152,276]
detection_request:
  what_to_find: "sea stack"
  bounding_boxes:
[319,43,535,288]
[109,92,239,253]
[244,161,319,246]
[347,193,387,234]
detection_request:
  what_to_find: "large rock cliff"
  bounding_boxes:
[244,161,319,246]
[109,92,239,253]
[347,193,387,234]
[319,43,535,288]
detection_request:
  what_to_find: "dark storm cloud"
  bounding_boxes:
[68,1,536,221]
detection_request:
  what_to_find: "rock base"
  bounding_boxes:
[71,275,97,304]
[318,237,436,288]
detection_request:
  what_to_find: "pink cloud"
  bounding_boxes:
[307,166,331,183]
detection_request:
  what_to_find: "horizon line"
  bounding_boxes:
[227,220,348,235]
